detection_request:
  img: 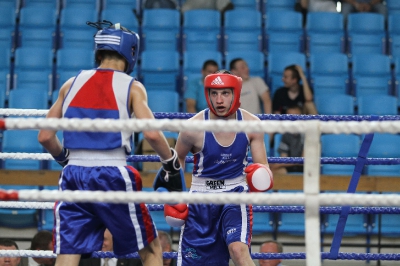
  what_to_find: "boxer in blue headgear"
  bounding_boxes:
[38,20,184,266]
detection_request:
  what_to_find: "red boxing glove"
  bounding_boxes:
[245,163,273,192]
[164,203,188,227]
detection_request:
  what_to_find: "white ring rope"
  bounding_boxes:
[0,108,48,116]
[0,201,54,209]
[1,190,398,207]
[0,250,54,258]
[3,117,400,134]
[0,153,52,160]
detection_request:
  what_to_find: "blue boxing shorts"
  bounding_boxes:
[177,184,253,266]
[53,157,157,256]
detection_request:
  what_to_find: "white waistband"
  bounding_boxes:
[190,175,247,192]
[68,148,127,167]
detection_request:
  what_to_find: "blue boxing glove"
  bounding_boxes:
[153,148,186,192]
[53,147,70,167]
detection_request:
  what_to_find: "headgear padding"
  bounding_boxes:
[92,21,140,74]
[204,71,242,117]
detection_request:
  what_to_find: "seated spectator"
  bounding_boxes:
[181,0,233,13]
[143,0,178,9]
[259,240,284,266]
[29,230,55,266]
[0,239,21,266]
[341,0,387,23]
[78,229,140,266]
[272,65,317,115]
[185,60,219,113]
[270,105,304,175]
[230,58,272,114]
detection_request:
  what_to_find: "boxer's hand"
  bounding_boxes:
[245,163,273,192]
[53,147,70,167]
[164,203,188,227]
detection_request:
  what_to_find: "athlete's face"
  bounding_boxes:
[0,245,20,266]
[259,243,282,266]
[209,88,234,116]
[102,229,113,252]
[282,69,298,88]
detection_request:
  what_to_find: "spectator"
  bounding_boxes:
[304,0,337,12]
[78,229,139,266]
[128,230,177,266]
[29,230,55,266]
[0,239,21,266]
[341,0,387,23]
[185,60,219,113]
[270,105,304,175]
[272,65,317,115]
[230,58,272,114]
[259,240,284,266]
[143,0,178,9]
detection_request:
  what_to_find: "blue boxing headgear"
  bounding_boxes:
[87,20,139,74]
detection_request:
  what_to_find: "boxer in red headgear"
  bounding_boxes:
[163,70,273,266]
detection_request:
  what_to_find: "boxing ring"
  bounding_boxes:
[1,108,400,265]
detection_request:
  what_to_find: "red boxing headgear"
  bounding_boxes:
[204,71,242,117]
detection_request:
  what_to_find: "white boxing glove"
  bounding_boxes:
[164,203,188,227]
[245,163,273,192]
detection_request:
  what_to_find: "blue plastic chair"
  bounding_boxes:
[225,50,265,78]
[265,10,304,54]
[140,50,180,92]
[367,133,400,176]
[312,76,348,97]
[103,0,137,9]
[347,13,386,56]
[2,130,44,170]
[59,28,96,50]
[309,53,349,81]
[8,88,49,109]
[0,76,6,108]
[0,185,39,228]
[353,76,392,97]
[231,0,259,10]
[273,133,282,157]
[224,9,262,52]
[357,95,398,115]
[62,0,100,10]
[276,190,305,235]
[23,0,60,9]
[315,94,354,115]
[388,14,400,56]
[141,9,180,51]
[306,12,344,55]
[183,50,223,78]
[265,0,296,12]
[0,28,16,52]
[60,7,99,30]
[321,134,360,175]
[387,0,400,14]
[56,48,95,72]
[267,52,306,95]
[147,90,180,113]
[183,9,221,52]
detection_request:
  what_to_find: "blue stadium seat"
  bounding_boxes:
[267,52,306,95]
[312,76,348,97]
[18,6,57,49]
[0,48,11,72]
[140,50,180,92]
[59,28,96,50]
[372,192,400,237]
[0,75,6,108]
[273,133,282,157]
[56,48,95,73]
[0,28,16,53]
[182,9,221,52]
[2,130,44,170]
[22,0,59,10]
[224,9,262,52]
[321,134,360,175]
[100,8,139,33]
[8,88,49,109]
[183,50,223,78]
[225,51,265,78]
[388,14,400,57]
[0,6,17,50]
[277,190,305,235]
[315,94,354,115]
[357,95,398,115]
[309,52,349,82]
[367,133,400,176]
[351,54,392,96]
[147,90,180,113]
[306,12,344,55]
[0,185,39,228]
[265,10,304,54]
[386,0,400,15]
[347,13,386,56]
[141,9,180,51]
[0,0,20,9]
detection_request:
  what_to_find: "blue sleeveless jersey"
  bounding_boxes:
[62,69,134,152]
[192,109,249,180]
